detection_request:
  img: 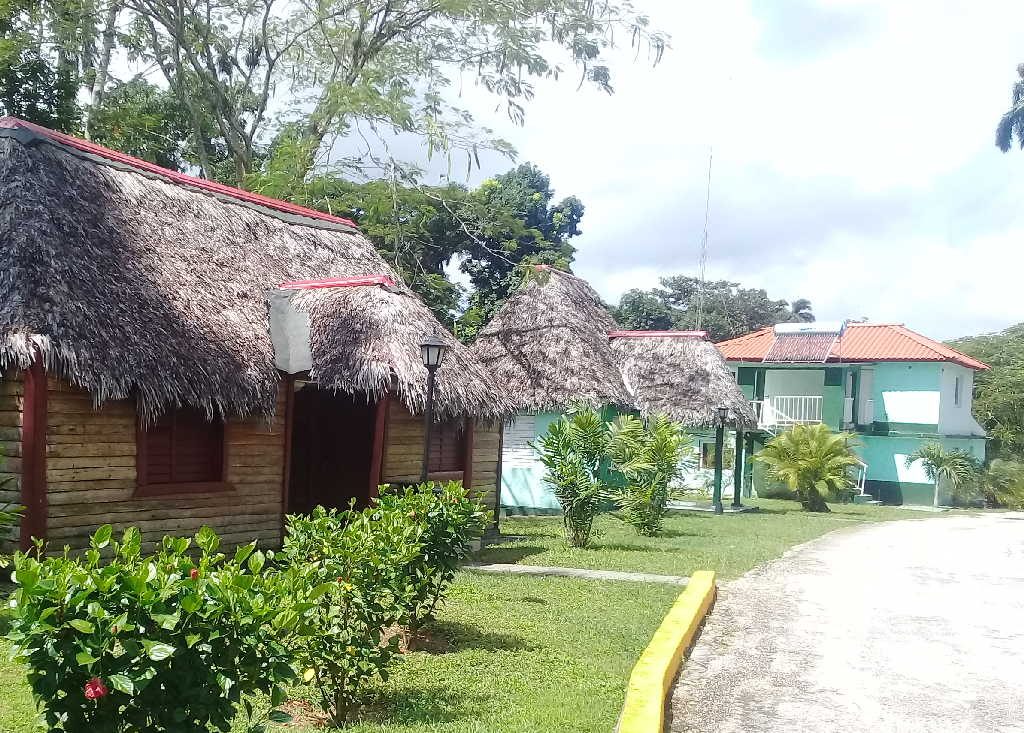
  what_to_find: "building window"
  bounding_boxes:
[137,407,227,495]
[954,375,962,407]
[428,419,466,474]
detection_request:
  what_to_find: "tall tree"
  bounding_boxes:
[613,276,812,342]
[114,0,667,186]
[949,324,1024,460]
[457,164,583,338]
[996,63,1024,151]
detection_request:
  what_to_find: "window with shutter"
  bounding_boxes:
[428,419,466,474]
[136,407,227,496]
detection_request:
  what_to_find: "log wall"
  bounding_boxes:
[45,380,286,552]
[380,401,500,526]
[0,371,22,551]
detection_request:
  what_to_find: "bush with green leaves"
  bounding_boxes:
[904,443,982,507]
[0,500,21,569]
[980,459,1024,509]
[607,414,693,536]
[5,526,296,732]
[373,482,487,632]
[281,502,421,725]
[755,424,859,512]
[535,407,610,547]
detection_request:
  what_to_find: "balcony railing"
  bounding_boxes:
[751,395,823,429]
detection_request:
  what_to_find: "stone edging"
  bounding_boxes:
[618,570,717,733]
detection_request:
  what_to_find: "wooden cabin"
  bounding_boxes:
[0,117,510,553]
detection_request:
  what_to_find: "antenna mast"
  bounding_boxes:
[694,147,713,331]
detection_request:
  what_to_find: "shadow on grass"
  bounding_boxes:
[589,542,659,553]
[473,544,548,565]
[425,620,539,654]
[358,682,488,728]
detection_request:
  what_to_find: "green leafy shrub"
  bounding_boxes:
[374,482,487,631]
[607,414,692,536]
[5,526,296,732]
[535,408,610,547]
[904,443,982,507]
[755,424,859,512]
[281,503,419,725]
[981,459,1024,509]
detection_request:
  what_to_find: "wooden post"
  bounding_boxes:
[280,376,295,535]
[369,395,389,499]
[20,354,47,551]
[462,418,475,491]
[492,421,505,532]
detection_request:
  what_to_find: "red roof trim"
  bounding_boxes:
[0,116,358,230]
[608,330,708,339]
[279,275,397,290]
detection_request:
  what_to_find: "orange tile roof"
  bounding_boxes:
[716,323,989,370]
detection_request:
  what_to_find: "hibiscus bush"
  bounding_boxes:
[374,482,487,631]
[281,483,486,722]
[281,503,419,725]
[5,526,296,732]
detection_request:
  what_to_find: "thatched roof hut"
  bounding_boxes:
[0,117,510,422]
[610,331,757,429]
[472,267,754,428]
[471,267,633,412]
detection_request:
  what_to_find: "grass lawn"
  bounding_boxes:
[476,498,931,579]
[0,574,678,733]
[0,499,933,732]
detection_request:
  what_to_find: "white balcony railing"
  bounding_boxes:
[751,395,823,429]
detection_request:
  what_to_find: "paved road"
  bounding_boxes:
[669,513,1024,732]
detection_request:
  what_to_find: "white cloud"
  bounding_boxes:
[441,0,1024,340]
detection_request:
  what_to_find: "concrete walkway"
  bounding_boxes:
[670,513,1024,732]
[466,563,689,585]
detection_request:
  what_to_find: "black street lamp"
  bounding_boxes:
[419,335,449,484]
[712,406,728,515]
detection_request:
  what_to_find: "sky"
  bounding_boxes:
[419,0,1024,341]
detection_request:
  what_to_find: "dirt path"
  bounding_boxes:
[669,513,1024,732]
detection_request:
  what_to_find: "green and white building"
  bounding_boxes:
[472,266,756,515]
[717,322,989,505]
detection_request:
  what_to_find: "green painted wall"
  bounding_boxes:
[500,411,563,515]
[822,367,844,430]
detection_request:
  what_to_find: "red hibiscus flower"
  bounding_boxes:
[190,568,199,580]
[84,677,109,700]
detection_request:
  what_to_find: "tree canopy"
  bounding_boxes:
[613,276,815,342]
[949,324,1024,460]
[2,0,666,186]
[996,63,1024,152]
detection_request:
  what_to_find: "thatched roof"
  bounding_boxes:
[471,267,755,428]
[471,267,633,412]
[0,117,511,422]
[610,332,757,429]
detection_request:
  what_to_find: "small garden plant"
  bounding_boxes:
[535,408,610,547]
[280,482,485,724]
[755,423,859,512]
[607,414,693,536]
[6,526,296,732]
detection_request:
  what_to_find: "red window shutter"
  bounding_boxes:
[143,408,224,485]
[428,420,465,473]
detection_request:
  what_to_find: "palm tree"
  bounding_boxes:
[754,424,859,512]
[904,443,980,507]
[996,64,1024,152]
[607,413,694,536]
[786,298,815,323]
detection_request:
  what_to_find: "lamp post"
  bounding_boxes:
[712,406,727,515]
[419,335,449,484]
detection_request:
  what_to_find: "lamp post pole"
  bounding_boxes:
[419,335,449,485]
[713,406,727,515]
[420,365,437,484]
[732,427,744,508]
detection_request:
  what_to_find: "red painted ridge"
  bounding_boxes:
[279,275,397,290]
[609,330,709,339]
[0,116,359,229]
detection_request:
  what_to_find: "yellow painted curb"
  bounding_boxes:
[618,570,717,733]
